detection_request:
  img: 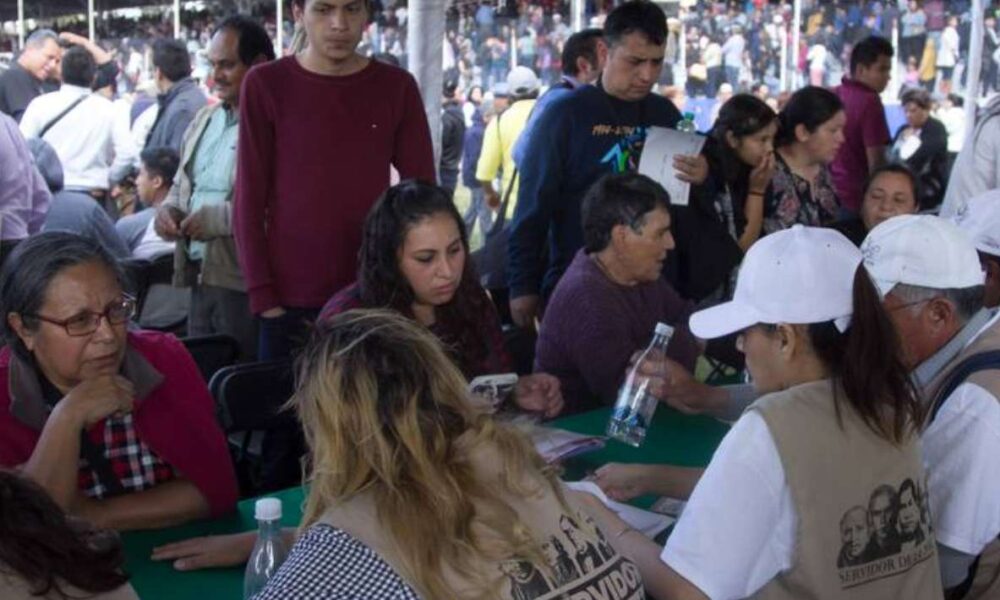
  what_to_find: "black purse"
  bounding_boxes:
[472,113,518,290]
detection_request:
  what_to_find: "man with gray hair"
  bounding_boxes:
[861,214,999,598]
[0,29,60,122]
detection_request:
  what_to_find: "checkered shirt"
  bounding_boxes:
[252,524,421,599]
[77,413,176,499]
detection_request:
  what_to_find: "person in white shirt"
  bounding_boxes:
[19,46,130,198]
[116,147,177,261]
[936,16,961,94]
[952,190,1000,308]
[579,226,939,599]
[940,95,1000,217]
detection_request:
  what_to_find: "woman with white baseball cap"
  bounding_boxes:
[576,225,942,599]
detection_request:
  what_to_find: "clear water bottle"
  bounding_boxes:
[676,111,697,134]
[243,498,289,599]
[607,322,675,447]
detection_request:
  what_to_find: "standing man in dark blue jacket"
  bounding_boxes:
[462,101,492,237]
[144,39,206,153]
[507,0,707,329]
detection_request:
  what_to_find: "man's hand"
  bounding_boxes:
[152,532,257,571]
[58,31,89,46]
[510,295,540,330]
[180,209,210,241]
[631,354,727,417]
[514,373,564,418]
[154,206,183,240]
[673,153,709,185]
[260,307,286,319]
[57,375,135,429]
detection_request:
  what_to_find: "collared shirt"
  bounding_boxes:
[188,106,238,261]
[9,343,175,499]
[19,84,132,190]
[915,309,1000,557]
[0,112,49,241]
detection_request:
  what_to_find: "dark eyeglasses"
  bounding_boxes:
[27,296,136,337]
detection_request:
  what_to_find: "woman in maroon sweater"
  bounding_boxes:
[321,180,563,417]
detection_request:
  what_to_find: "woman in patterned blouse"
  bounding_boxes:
[763,86,846,233]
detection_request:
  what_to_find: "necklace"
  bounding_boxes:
[591,253,631,286]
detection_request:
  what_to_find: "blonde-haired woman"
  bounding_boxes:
[248,309,644,599]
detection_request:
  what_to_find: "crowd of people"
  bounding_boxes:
[2,0,1000,599]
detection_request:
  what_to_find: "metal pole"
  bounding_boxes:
[780,22,788,91]
[964,0,984,140]
[677,16,687,89]
[276,0,283,56]
[571,0,584,32]
[792,0,801,90]
[16,0,24,50]
[510,25,517,70]
[407,0,445,179]
[88,0,95,41]
[174,0,181,39]
[891,21,900,100]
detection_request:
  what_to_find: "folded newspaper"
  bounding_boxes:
[564,480,675,539]
[530,426,607,464]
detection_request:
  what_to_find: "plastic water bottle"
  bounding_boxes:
[243,498,289,599]
[676,112,697,134]
[607,322,675,447]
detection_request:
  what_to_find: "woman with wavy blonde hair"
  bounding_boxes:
[250,309,645,599]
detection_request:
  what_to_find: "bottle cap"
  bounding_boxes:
[683,111,695,120]
[654,322,675,337]
[254,497,282,521]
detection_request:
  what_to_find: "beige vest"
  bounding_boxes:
[749,379,942,600]
[924,319,1000,600]
[319,440,645,600]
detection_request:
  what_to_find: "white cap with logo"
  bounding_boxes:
[861,214,985,298]
[506,66,541,96]
[690,226,862,339]
[951,190,1000,259]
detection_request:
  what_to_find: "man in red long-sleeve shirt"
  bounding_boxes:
[234,0,435,361]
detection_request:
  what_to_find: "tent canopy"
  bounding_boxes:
[1,0,181,23]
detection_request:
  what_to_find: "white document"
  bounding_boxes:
[564,480,675,539]
[638,127,706,207]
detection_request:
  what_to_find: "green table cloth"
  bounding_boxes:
[123,407,729,599]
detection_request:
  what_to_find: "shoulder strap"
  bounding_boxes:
[928,350,1000,424]
[38,94,88,139]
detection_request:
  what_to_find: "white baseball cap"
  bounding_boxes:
[506,66,540,96]
[861,214,985,298]
[951,190,1000,258]
[690,226,862,339]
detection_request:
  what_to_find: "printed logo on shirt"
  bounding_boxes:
[836,477,936,589]
[598,126,649,174]
[497,511,645,600]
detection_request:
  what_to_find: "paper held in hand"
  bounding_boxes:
[530,426,607,464]
[637,126,706,207]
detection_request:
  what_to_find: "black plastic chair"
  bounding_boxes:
[209,359,296,496]
[181,333,241,384]
[122,254,174,315]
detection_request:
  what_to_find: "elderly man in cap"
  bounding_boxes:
[861,214,1000,598]
[475,66,540,218]
[953,190,1000,309]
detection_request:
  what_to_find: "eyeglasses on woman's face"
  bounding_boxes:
[27,296,136,337]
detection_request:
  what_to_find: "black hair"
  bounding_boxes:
[901,87,932,110]
[357,180,496,379]
[775,86,844,147]
[215,14,276,65]
[0,232,125,362]
[60,46,96,88]
[152,38,192,82]
[562,28,604,77]
[807,269,924,445]
[850,35,894,74]
[582,172,671,253]
[862,163,920,206]
[139,146,180,186]
[709,94,777,181]
[604,1,667,47]
[0,471,129,597]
